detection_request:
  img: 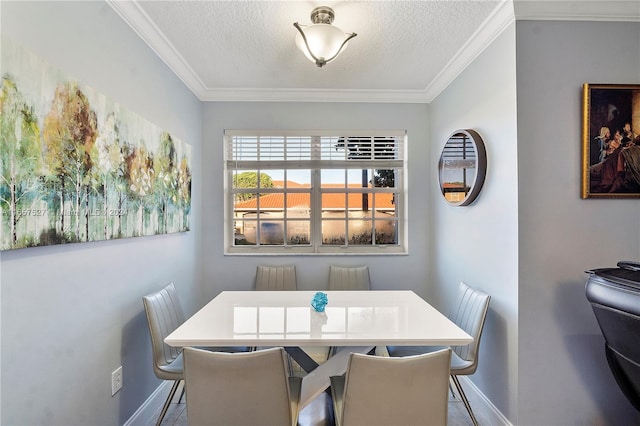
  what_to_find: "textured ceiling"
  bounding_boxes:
[109,0,640,103]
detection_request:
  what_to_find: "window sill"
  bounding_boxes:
[224,247,408,256]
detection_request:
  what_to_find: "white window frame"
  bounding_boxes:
[224,130,408,255]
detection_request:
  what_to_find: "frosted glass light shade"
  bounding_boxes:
[295,23,352,64]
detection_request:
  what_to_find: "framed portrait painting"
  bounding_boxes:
[582,83,640,198]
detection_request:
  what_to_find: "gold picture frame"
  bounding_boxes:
[582,83,640,198]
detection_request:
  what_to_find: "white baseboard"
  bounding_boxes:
[459,376,513,426]
[124,381,171,426]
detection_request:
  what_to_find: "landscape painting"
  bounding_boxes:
[1,37,192,250]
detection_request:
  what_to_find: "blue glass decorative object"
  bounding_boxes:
[311,291,328,312]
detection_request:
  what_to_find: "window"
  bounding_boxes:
[224,130,407,255]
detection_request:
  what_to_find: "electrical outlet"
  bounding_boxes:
[111,366,123,396]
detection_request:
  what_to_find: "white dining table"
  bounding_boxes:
[165,290,472,408]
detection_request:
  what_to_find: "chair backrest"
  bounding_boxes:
[184,347,298,426]
[255,265,297,291]
[142,283,185,375]
[340,349,451,426]
[449,281,491,371]
[328,265,370,291]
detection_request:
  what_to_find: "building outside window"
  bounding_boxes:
[224,130,407,255]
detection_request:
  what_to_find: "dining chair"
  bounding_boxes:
[330,349,452,426]
[142,283,248,425]
[253,265,298,371]
[328,265,371,291]
[255,265,297,291]
[183,347,302,426]
[327,265,372,357]
[387,281,491,426]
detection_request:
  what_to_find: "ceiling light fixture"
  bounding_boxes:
[293,6,357,68]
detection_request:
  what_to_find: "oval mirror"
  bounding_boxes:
[438,129,487,206]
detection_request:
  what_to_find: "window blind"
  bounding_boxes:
[225,131,405,170]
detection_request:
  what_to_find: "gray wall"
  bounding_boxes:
[201,102,431,299]
[0,2,202,424]
[3,3,640,425]
[430,23,519,421]
[516,20,640,424]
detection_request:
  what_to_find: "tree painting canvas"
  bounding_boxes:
[1,37,192,250]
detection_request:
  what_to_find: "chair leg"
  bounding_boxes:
[327,346,337,359]
[286,354,294,377]
[448,376,456,399]
[451,375,479,426]
[177,381,186,404]
[156,380,181,426]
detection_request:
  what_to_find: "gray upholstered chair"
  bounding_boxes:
[328,265,371,291]
[254,265,297,370]
[387,281,491,426]
[330,349,452,426]
[183,347,302,426]
[255,265,297,291]
[327,265,372,357]
[142,283,248,425]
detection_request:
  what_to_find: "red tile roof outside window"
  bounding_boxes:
[234,183,395,211]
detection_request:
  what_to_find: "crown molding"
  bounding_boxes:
[198,88,431,103]
[107,0,516,103]
[108,0,637,103]
[514,0,640,22]
[106,0,208,97]
[424,0,515,102]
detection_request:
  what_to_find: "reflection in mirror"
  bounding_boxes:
[438,129,487,206]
